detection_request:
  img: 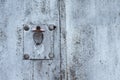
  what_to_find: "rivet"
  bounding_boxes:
[23,54,29,59]
[48,25,56,31]
[49,53,54,59]
[23,25,29,31]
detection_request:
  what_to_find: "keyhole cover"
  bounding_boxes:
[23,24,55,60]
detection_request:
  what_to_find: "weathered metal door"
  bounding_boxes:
[1,0,120,80]
[0,0,62,80]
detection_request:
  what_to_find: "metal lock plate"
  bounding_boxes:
[23,24,55,60]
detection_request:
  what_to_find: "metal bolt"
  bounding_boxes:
[48,25,56,31]
[23,25,29,31]
[49,53,54,59]
[23,54,29,60]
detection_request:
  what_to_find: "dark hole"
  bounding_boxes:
[36,26,41,30]
[53,25,56,29]
[36,43,40,45]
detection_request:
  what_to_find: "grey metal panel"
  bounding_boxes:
[0,0,25,80]
[0,0,61,80]
[66,0,120,80]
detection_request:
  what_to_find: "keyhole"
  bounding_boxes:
[33,26,44,45]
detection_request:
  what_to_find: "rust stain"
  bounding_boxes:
[16,27,22,55]
[0,28,7,41]
[70,66,77,80]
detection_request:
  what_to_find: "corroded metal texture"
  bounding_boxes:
[1,0,120,80]
[0,0,61,80]
[66,0,120,80]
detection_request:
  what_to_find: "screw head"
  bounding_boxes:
[23,54,29,59]
[48,25,56,31]
[23,25,29,31]
[49,53,54,59]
